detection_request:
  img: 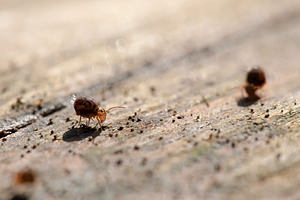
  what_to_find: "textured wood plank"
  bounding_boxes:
[0,0,300,199]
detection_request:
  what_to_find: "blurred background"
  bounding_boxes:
[0,0,300,199]
[1,0,299,112]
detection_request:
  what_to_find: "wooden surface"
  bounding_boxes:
[0,0,300,199]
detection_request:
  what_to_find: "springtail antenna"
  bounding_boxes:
[106,106,125,113]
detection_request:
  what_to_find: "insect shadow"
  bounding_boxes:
[237,96,260,107]
[63,126,101,142]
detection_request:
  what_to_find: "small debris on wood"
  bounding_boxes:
[47,119,53,126]
[116,159,123,166]
[114,149,123,154]
[201,96,210,107]
[10,97,24,110]
[52,135,57,141]
[150,86,156,95]
[15,169,36,185]
[34,99,43,110]
[10,194,29,200]
[231,142,236,148]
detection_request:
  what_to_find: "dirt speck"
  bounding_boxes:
[10,194,29,200]
[15,169,36,185]
[116,159,123,166]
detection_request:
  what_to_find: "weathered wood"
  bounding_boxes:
[0,0,300,199]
